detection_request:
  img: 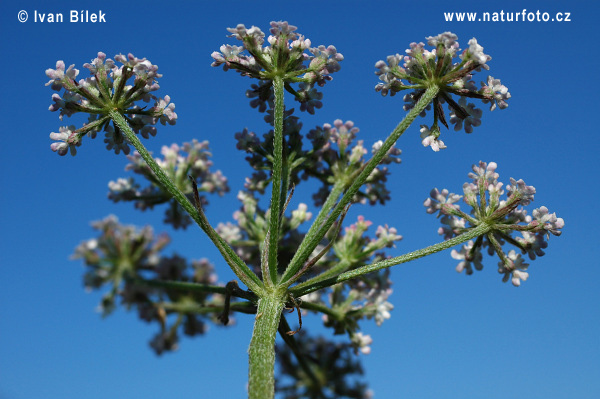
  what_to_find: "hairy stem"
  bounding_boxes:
[290,222,491,298]
[248,295,285,399]
[161,301,256,315]
[281,85,441,285]
[109,110,264,296]
[266,76,285,285]
[130,278,257,302]
[293,259,351,291]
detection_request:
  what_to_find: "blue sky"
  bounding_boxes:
[1,1,598,398]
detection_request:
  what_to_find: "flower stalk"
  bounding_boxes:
[266,75,285,285]
[291,222,491,298]
[248,294,286,399]
[110,110,264,296]
[281,84,440,285]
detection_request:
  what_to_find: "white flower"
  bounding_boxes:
[351,333,373,355]
[466,38,490,65]
[420,125,447,152]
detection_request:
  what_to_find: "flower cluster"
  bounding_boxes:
[319,267,394,344]
[333,217,403,266]
[235,114,402,206]
[46,52,177,156]
[287,218,400,356]
[234,108,305,193]
[108,139,228,229]
[72,215,229,354]
[424,161,564,286]
[212,21,343,114]
[306,120,402,205]
[375,33,510,150]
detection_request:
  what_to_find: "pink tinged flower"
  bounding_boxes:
[48,93,65,113]
[269,21,298,41]
[420,125,447,151]
[511,269,529,287]
[498,250,529,286]
[469,161,499,184]
[155,95,177,125]
[216,222,243,243]
[438,215,466,240]
[234,128,260,151]
[532,206,565,236]
[115,53,147,70]
[481,76,511,111]
[310,45,343,73]
[297,83,323,114]
[103,127,130,155]
[82,52,114,74]
[507,177,536,205]
[516,231,548,260]
[426,32,459,52]
[291,36,311,51]
[46,61,79,90]
[405,42,425,57]
[423,188,461,216]
[452,240,483,275]
[227,24,265,45]
[375,225,403,247]
[49,125,80,156]
[211,44,245,68]
[465,38,491,66]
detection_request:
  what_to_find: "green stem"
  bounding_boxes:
[293,259,351,291]
[248,295,285,399]
[299,299,342,320]
[290,222,491,298]
[279,181,345,283]
[281,85,441,285]
[161,301,256,315]
[130,278,257,302]
[266,76,285,285]
[109,110,264,296]
[303,181,345,244]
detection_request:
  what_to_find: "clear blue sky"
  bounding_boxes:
[1,1,598,398]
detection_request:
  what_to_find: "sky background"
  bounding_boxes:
[1,1,598,398]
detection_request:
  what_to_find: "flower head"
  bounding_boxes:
[72,215,221,354]
[375,32,510,148]
[45,52,177,156]
[212,21,343,114]
[108,139,228,229]
[425,161,564,286]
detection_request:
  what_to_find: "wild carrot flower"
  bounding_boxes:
[375,33,510,150]
[212,21,343,114]
[72,215,221,354]
[424,161,564,286]
[109,140,229,229]
[46,52,177,155]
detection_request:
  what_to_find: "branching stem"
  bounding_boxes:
[290,222,491,298]
[281,85,441,285]
[109,110,264,296]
